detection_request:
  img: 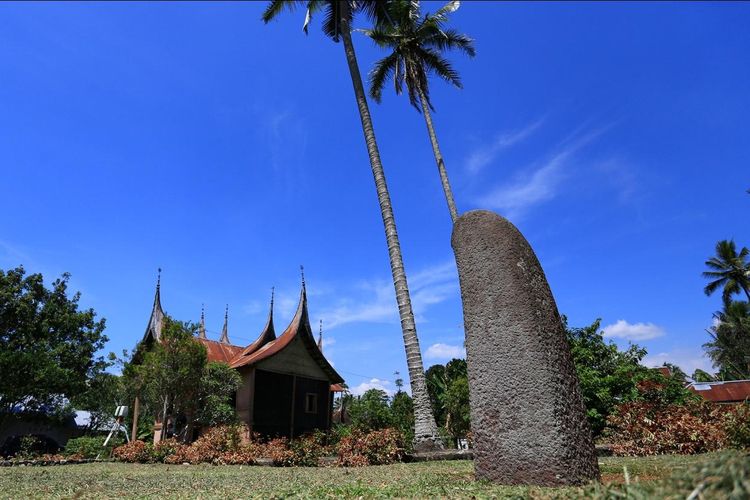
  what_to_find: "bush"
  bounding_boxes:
[289,431,329,467]
[724,402,750,450]
[112,440,154,463]
[264,438,295,467]
[336,428,404,466]
[64,435,123,459]
[606,399,750,456]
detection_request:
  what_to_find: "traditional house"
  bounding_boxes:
[137,272,344,442]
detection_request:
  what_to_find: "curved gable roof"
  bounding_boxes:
[230,285,343,384]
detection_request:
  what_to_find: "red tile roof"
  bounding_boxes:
[688,380,750,403]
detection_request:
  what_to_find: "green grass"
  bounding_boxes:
[0,454,727,499]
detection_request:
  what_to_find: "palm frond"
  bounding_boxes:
[423,28,476,57]
[262,0,302,23]
[356,0,393,29]
[362,27,397,48]
[415,47,462,88]
[368,52,400,102]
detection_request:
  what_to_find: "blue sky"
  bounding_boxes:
[1,2,748,395]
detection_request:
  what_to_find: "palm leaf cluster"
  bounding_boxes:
[704,300,750,379]
[702,239,750,304]
[364,0,475,112]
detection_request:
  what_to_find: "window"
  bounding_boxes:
[305,393,318,414]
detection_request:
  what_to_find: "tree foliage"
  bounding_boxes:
[194,361,241,428]
[565,318,695,436]
[704,300,750,380]
[425,358,470,443]
[0,266,108,415]
[124,317,206,439]
[348,388,393,431]
[702,239,750,303]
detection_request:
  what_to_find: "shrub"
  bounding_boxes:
[64,435,123,459]
[605,399,745,456]
[264,438,295,467]
[112,440,154,463]
[152,438,184,463]
[336,428,404,466]
[215,444,259,465]
[724,402,750,450]
[289,431,329,467]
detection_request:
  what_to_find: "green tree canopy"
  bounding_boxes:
[348,388,393,431]
[124,317,206,440]
[704,300,750,380]
[0,266,108,415]
[565,318,694,436]
[194,361,241,428]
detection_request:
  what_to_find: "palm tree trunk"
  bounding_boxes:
[339,0,441,451]
[418,89,458,223]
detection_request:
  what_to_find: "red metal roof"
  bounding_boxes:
[196,337,244,364]
[689,380,750,403]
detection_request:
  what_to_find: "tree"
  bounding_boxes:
[390,390,414,445]
[0,266,108,417]
[348,388,393,431]
[365,0,475,223]
[565,318,695,436]
[262,0,441,450]
[194,361,242,428]
[127,317,206,441]
[691,369,716,383]
[702,240,750,303]
[424,358,470,444]
[704,300,750,380]
[71,370,125,433]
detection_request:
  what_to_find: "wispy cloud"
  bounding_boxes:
[318,261,458,330]
[424,343,465,361]
[465,118,545,174]
[602,320,665,341]
[475,125,609,219]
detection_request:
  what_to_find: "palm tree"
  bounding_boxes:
[702,240,750,303]
[262,0,442,450]
[704,300,750,379]
[364,0,475,223]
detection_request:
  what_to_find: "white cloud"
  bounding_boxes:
[322,337,335,348]
[318,261,458,330]
[350,378,393,396]
[475,125,609,219]
[602,320,665,341]
[466,118,545,174]
[642,349,713,377]
[425,343,465,360]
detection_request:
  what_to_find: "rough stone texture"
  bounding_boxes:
[451,210,599,486]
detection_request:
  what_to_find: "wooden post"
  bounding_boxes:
[131,396,140,441]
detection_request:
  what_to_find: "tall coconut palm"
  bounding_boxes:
[364,0,474,223]
[704,300,750,379]
[262,0,442,450]
[702,240,750,303]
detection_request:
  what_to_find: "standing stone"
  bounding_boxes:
[451,210,599,486]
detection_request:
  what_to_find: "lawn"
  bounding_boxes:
[0,454,727,499]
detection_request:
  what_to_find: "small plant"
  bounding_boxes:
[15,435,42,459]
[335,428,404,466]
[112,440,154,463]
[64,435,123,459]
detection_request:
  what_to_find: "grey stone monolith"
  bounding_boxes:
[451,210,599,486]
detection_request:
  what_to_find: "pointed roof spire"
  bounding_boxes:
[143,268,165,343]
[235,287,277,358]
[198,304,207,339]
[317,319,323,352]
[219,304,230,344]
[300,265,306,291]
